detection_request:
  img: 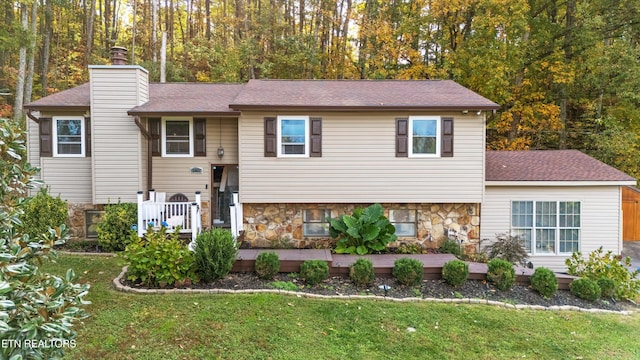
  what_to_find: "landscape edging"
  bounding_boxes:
[112,266,634,315]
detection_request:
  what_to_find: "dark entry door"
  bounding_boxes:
[211,165,239,227]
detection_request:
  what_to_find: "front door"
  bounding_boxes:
[211,165,239,227]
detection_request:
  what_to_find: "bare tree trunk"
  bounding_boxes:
[205,0,211,40]
[131,0,136,63]
[104,0,111,51]
[152,0,158,62]
[24,1,38,104]
[41,0,52,96]
[86,0,96,65]
[13,4,28,122]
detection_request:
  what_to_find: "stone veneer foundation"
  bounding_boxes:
[241,203,480,252]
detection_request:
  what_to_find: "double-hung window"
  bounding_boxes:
[511,201,581,254]
[162,118,193,157]
[409,116,440,157]
[277,116,309,157]
[53,116,85,157]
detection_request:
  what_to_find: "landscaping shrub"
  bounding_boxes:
[439,238,462,257]
[97,201,137,251]
[566,247,640,301]
[17,186,68,241]
[0,117,89,359]
[194,228,238,282]
[349,257,375,287]
[485,233,528,266]
[255,251,280,280]
[569,278,601,301]
[300,260,329,285]
[487,258,516,291]
[597,278,616,299]
[329,203,397,255]
[392,257,423,286]
[123,226,198,287]
[442,259,469,286]
[529,267,558,299]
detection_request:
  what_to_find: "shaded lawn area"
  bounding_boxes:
[42,255,640,360]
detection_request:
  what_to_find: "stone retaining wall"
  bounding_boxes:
[241,203,480,251]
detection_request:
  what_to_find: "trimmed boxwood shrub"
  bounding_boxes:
[597,278,616,299]
[529,267,558,299]
[300,260,329,285]
[392,257,423,286]
[194,228,238,282]
[487,258,516,291]
[350,258,375,287]
[442,259,469,286]
[97,201,137,251]
[17,187,68,241]
[570,278,601,301]
[255,251,280,280]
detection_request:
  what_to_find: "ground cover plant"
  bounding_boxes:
[40,255,640,359]
[329,203,397,255]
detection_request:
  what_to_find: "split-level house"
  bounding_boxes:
[24,50,636,271]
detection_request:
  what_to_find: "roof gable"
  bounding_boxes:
[486,150,636,182]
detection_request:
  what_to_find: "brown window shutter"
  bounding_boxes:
[310,117,322,157]
[441,117,454,157]
[39,117,52,157]
[85,117,91,157]
[396,117,408,157]
[194,118,206,156]
[264,117,277,157]
[149,117,161,156]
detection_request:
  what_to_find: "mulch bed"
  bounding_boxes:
[120,271,639,312]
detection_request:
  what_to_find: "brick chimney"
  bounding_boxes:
[110,46,128,65]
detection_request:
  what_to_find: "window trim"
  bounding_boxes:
[277,115,310,158]
[511,200,581,256]
[408,116,441,157]
[389,209,417,237]
[161,117,194,157]
[52,116,85,157]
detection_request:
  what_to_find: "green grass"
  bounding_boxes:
[41,255,640,360]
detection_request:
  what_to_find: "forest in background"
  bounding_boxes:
[1,0,640,179]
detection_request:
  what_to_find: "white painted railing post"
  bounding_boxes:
[191,202,198,243]
[137,191,144,237]
[230,204,237,238]
[149,189,155,202]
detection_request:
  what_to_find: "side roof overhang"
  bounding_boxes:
[23,83,91,112]
[486,150,637,187]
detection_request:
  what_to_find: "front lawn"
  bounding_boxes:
[43,255,640,359]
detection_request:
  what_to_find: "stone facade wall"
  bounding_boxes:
[241,203,480,251]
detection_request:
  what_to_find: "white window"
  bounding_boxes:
[389,209,416,237]
[303,209,331,237]
[511,201,581,255]
[53,116,85,157]
[162,118,193,157]
[409,116,440,157]
[277,116,309,157]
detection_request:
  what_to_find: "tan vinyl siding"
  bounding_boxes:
[239,111,485,203]
[41,157,92,202]
[27,117,41,192]
[89,67,148,203]
[152,117,238,201]
[481,185,622,271]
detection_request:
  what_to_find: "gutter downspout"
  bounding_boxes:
[134,116,153,193]
[26,109,40,123]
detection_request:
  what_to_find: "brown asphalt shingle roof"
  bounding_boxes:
[230,79,500,110]
[128,83,245,115]
[24,83,91,110]
[486,150,636,182]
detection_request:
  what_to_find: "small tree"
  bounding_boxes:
[0,118,90,359]
[485,233,528,266]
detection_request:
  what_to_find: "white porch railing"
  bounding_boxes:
[230,192,243,238]
[137,190,202,242]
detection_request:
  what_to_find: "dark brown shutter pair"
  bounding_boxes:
[39,117,92,157]
[395,117,454,157]
[264,117,322,157]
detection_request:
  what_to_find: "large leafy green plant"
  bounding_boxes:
[0,118,90,359]
[329,203,397,255]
